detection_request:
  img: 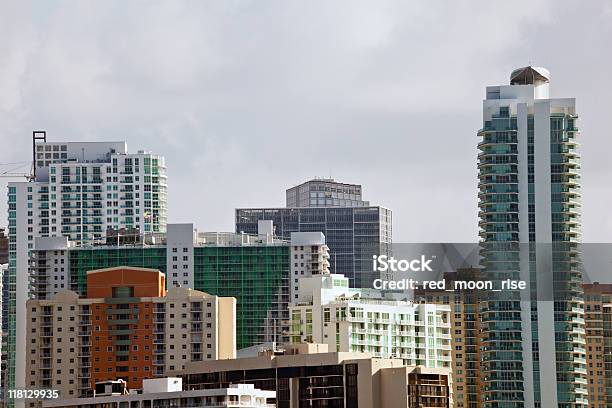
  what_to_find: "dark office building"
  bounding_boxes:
[235,206,392,288]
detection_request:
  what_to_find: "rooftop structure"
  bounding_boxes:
[178,343,451,408]
[43,379,276,408]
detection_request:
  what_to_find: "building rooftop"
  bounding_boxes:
[510,66,550,85]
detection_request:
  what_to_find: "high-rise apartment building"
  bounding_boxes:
[7,139,167,404]
[0,227,7,395]
[415,268,483,408]
[0,263,5,403]
[286,178,369,208]
[26,267,235,402]
[289,273,452,369]
[235,206,392,287]
[179,343,451,408]
[583,282,612,408]
[0,228,8,403]
[478,66,586,407]
[30,224,326,350]
[288,232,330,302]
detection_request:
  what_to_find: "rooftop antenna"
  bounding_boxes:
[32,130,47,181]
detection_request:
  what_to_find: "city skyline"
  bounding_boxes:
[1,1,612,243]
[3,2,611,407]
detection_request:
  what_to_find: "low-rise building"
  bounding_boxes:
[26,267,236,400]
[178,343,451,408]
[289,273,452,369]
[43,378,276,408]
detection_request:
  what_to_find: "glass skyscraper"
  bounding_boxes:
[235,206,392,288]
[478,66,586,407]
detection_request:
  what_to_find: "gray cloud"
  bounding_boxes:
[1,0,611,242]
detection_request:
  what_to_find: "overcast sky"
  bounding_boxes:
[1,0,611,242]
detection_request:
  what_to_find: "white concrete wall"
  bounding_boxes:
[166,224,195,288]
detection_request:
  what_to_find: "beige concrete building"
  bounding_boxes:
[26,267,236,403]
[288,232,330,303]
[158,287,236,373]
[176,343,451,408]
[583,282,612,408]
[415,268,483,408]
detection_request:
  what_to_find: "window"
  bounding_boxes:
[112,286,134,298]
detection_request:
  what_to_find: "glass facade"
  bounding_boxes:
[478,109,528,406]
[235,207,392,288]
[194,246,290,349]
[62,244,290,350]
[68,247,167,294]
[478,102,585,406]
[5,187,17,399]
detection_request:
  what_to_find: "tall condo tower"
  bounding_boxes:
[478,67,586,407]
[6,138,167,406]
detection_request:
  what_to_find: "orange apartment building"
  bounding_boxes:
[26,267,236,403]
[87,267,166,390]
